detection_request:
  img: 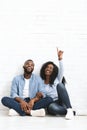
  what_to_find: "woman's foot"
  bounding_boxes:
[65,108,74,120]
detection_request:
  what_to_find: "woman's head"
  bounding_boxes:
[40,61,58,85]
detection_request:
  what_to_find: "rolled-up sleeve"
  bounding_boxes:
[10,77,19,98]
[38,77,46,98]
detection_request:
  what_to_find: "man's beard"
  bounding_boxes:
[24,68,33,74]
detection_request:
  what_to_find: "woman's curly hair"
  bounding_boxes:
[40,61,58,85]
[40,61,66,86]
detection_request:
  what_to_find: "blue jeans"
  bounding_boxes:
[47,83,72,115]
[1,96,53,116]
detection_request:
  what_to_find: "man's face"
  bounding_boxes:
[23,60,34,74]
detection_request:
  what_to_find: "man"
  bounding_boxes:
[1,59,53,116]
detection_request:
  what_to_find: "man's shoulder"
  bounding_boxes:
[32,74,41,80]
[13,74,24,80]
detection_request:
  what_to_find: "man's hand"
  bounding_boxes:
[20,100,30,112]
[28,99,35,110]
[15,97,31,113]
[26,92,43,112]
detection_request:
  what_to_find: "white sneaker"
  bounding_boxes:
[65,108,74,120]
[8,109,19,116]
[31,108,45,117]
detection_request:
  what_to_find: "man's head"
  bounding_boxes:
[23,59,34,74]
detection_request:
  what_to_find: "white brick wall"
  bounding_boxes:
[0,0,87,112]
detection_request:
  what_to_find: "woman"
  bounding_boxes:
[40,48,74,119]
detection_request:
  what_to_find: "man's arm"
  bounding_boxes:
[15,97,29,112]
[28,92,43,110]
[10,77,20,98]
[10,77,30,112]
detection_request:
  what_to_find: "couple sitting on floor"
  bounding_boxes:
[1,48,74,120]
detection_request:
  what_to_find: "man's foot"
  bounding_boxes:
[65,108,74,120]
[30,108,45,117]
[8,109,19,116]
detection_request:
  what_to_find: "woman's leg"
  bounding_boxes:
[57,83,74,119]
[47,102,67,115]
[57,83,72,108]
[1,96,26,116]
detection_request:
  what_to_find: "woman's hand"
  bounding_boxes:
[36,92,43,99]
[57,48,64,60]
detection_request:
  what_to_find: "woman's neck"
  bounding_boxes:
[44,76,50,84]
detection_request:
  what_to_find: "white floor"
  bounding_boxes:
[0,110,87,130]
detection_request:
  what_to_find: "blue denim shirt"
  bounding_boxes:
[10,74,46,99]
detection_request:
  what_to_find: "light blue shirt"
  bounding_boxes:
[43,60,64,101]
[10,74,46,99]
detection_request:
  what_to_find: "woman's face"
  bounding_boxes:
[45,64,54,76]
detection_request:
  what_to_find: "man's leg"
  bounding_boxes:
[1,96,26,116]
[29,97,53,117]
[32,97,53,110]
